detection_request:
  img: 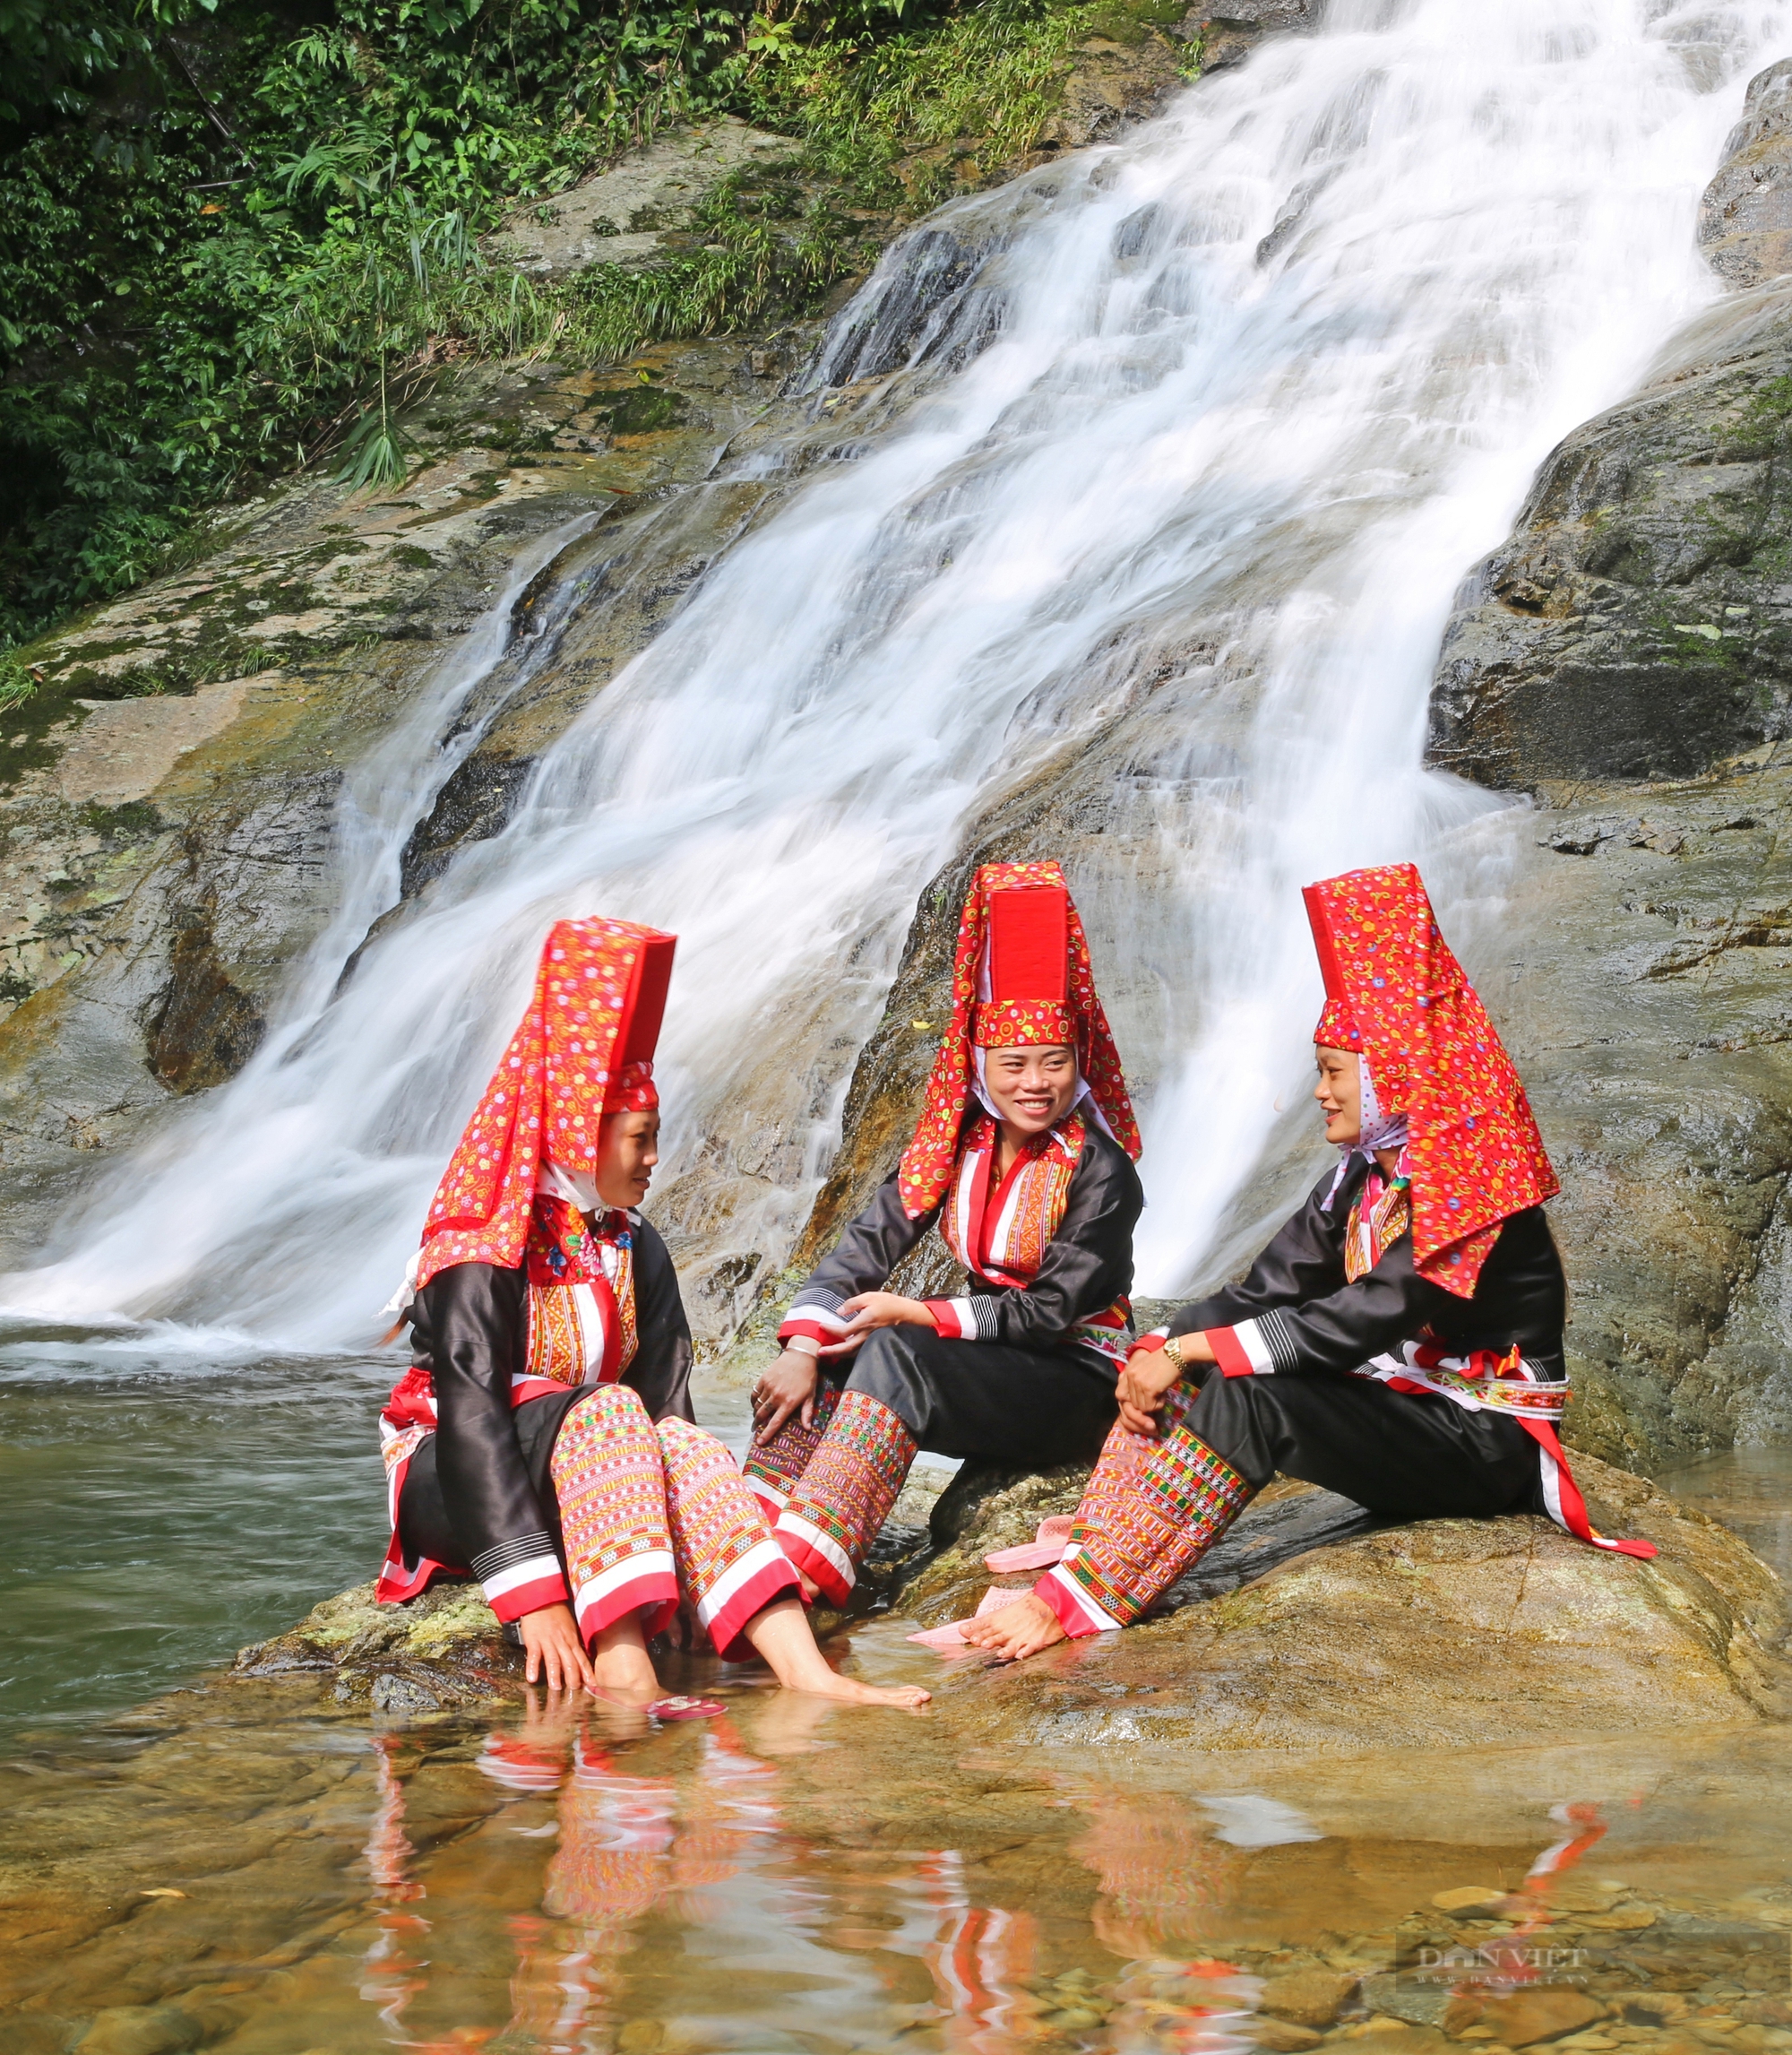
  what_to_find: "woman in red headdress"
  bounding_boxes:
[376,916,927,1711]
[744,861,1145,1610]
[965,862,1654,1662]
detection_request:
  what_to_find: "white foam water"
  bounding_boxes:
[7,0,1784,1343]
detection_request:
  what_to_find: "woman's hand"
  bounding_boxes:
[753,1349,821,1445]
[1116,1334,1213,1436]
[518,1602,595,1692]
[838,1291,938,1337]
[1116,1347,1180,1435]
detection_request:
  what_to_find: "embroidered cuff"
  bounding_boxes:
[1205,1311,1298,1377]
[1038,1559,1125,1636]
[778,1290,850,1343]
[926,1295,1000,1340]
[472,1532,571,1621]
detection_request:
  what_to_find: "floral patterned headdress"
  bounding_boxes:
[415,917,676,1288]
[1303,862,1556,1297]
[896,861,1140,1220]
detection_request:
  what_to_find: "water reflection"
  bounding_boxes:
[0,1440,1788,2051]
[9,1671,1786,2055]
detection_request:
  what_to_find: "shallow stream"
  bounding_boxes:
[4,1342,1789,2054]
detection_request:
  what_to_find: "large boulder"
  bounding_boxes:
[1426,276,1792,788]
[913,1454,1791,1749]
[233,1454,1788,1752]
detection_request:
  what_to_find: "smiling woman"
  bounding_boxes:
[744,861,1144,1608]
[966,863,1660,1664]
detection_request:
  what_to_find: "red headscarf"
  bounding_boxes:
[897,860,1140,1220]
[415,917,675,1288]
[1304,863,1556,1297]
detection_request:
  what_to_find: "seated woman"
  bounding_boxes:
[745,860,1144,1607]
[375,914,926,1712]
[967,860,1655,1662]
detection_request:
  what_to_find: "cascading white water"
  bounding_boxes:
[6,0,1785,1344]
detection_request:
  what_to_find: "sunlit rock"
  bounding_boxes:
[487,119,797,281]
[920,1454,1789,1750]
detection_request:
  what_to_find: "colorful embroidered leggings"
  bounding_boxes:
[763,1389,919,1607]
[550,1386,799,1661]
[1037,1382,1254,1635]
[741,1383,842,1519]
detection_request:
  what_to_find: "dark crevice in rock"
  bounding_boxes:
[144,917,266,1095]
[397,751,536,902]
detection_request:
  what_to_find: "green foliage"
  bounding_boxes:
[0,0,1085,651]
[0,655,39,710]
[752,0,1089,199]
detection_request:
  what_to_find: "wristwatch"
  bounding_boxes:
[1160,1335,1187,1377]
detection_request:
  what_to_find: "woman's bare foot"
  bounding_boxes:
[961,1593,1066,1662]
[743,1597,930,1707]
[586,1614,663,1706]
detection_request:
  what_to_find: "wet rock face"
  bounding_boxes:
[235,1578,521,1712]
[1701,58,1792,289]
[0,339,816,1268]
[1491,759,1792,1467]
[1427,284,1792,786]
[396,751,534,902]
[925,1455,1790,1750]
[1433,55,1792,790]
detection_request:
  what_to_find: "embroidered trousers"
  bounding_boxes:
[550,1386,800,1660]
[745,1325,1119,1607]
[1039,1367,1544,1636]
[401,1386,797,1662]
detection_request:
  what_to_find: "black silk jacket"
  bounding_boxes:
[1167,1155,1567,1377]
[796,1121,1144,1355]
[400,1213,695,1581]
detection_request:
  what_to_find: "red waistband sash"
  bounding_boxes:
[1352,1341,1657,1559]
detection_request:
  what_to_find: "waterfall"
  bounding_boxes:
[5,0,1784,1346]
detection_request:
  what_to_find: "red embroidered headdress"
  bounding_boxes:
[415,918,676,1288]
[1303,862,1556,1297]
[896,861,1140,1220]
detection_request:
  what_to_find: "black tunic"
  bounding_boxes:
[787,1121,1143,1458]
[1166,1154,1567,1377]
[1156,1155,1561,1517]
[795,1121,1144,1352]
[397,1212,695,1584]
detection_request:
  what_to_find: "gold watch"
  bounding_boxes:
[1160,1335,1187,1377]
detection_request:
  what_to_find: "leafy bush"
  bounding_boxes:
[0,0,1081,651]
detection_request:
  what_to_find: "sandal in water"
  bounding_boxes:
[646,1695,725,1721]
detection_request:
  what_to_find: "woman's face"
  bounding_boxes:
[983,1044,1079,1136]
[1314,1046,1361,1147]
[593,1109,660,1210]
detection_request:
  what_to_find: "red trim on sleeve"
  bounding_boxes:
[488,1571,572,1623]
[925,1299,964,1339]
[1205,1325,1256,1378]
[777,1317,832,1345]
